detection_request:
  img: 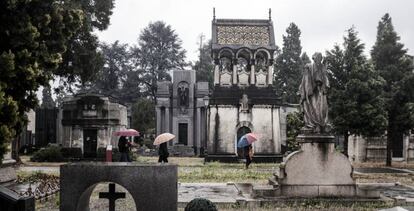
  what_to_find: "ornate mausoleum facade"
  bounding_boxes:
[206,15,288,161]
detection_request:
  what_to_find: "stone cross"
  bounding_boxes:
[99,183,126,211]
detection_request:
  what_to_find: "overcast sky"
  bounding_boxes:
[97,0,414,62]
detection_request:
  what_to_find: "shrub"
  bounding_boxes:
[185,198,217,211]
[61,147,82,159]
[31,146,65,162]
[286,111,304,152]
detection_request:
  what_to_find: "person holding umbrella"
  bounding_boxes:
[244,144,253,169]
[237,133,258,169]
[158,142,169,163]
[118,136,131,162]
[114,129,140,162]
[153,133,175,163]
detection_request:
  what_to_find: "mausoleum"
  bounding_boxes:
[206,13,290,162]
[59,92,128,158]
[156,70,209,155]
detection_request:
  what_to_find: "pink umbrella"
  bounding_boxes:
[245,133,258,144]
[114,129,140,136]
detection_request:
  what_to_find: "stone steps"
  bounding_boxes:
[251,185,280,198]
[268,177,278,187]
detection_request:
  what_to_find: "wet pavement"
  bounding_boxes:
[12,164,414,207]
[354,167,413,174]
[17,166,60,174]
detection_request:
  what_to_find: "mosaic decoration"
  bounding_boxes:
[217,25,270,45]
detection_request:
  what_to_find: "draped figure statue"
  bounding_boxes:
[299,52,330,133]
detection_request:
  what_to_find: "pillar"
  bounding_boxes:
[214,58,220,85]
[196,107,201,154]
[250,64,255,85]
[156,107,161,136]
[232,60,238,85]
[165,107,170,133]
[268,65,273,85]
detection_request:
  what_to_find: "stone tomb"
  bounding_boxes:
[60,163,177,211]
[257,134,380,198]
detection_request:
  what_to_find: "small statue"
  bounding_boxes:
[299,52,330,133]
[178,82,189,113]
[219,57,232,72]
[240,94,249,112]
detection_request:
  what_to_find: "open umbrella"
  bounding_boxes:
[237,133,258,148]
[153,133,175,145]
[114,129,140,136]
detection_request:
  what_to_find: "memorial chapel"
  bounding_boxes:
[206,12,294,162]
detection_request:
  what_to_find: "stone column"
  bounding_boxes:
[268,65,273,85]
[403,134,410,161]
[165,107,170,133]
[156,107,161,136]
[250,64,255,85]
[196,107,201,154]
[232,60,238,85]
[214,58,220,85]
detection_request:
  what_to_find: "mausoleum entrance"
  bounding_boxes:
[83,129,97,158]
[236,126,251,157]
[178,123,188,145]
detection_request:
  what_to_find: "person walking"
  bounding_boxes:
[244,144,253,169]
[118,136,131,162]
[158,142,169,163]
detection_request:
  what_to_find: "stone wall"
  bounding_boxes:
[207,105,283,155]
[348,134,414,162]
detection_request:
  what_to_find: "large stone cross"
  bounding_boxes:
[99,183,126,211]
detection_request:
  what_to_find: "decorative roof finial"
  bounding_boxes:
[269,8,272,20]
[213,7,216,20]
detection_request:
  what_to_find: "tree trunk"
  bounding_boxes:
[386,125,392,166]
[343,132,349,157]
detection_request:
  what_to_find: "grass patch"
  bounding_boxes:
[134,157,277,183]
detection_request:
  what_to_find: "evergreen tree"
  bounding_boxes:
[275,23,304,103]
[41,86,56,108]
[371,14,414,166]
[327,27,387,156]
[131,99,155,135]
[301,52,311,65]
[55,0,114,88]
[94,41,130,96]
[0,0,83,162]
[131,21,187,101]
[194,39,214,88]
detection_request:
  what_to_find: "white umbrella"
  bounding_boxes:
[153,133,175,145]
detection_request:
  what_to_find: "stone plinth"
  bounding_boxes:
[272,134,379,198]
[60,163,178,211]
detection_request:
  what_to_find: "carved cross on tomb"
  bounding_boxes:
[99,183,126,211]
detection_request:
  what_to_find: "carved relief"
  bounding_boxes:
[238,71,249,86]
[177,82,189,114]
[219,57,232,86]
[217,25,270,45]
[239,94,249,112]
[256,69,267,87]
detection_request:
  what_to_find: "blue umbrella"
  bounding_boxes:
[237,135,250,148]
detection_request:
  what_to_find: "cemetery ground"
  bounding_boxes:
[13,156,414,210]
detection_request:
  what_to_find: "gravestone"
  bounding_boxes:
[259,52,380,198]
[0,186,35,211]
[60,163,177,211]
[99,183,125,211]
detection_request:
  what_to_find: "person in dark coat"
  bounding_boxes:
[158,142,169,163]
[118,136,131,162]
[244,144,253,169]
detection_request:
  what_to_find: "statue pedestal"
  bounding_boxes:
[271,134,379,198]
